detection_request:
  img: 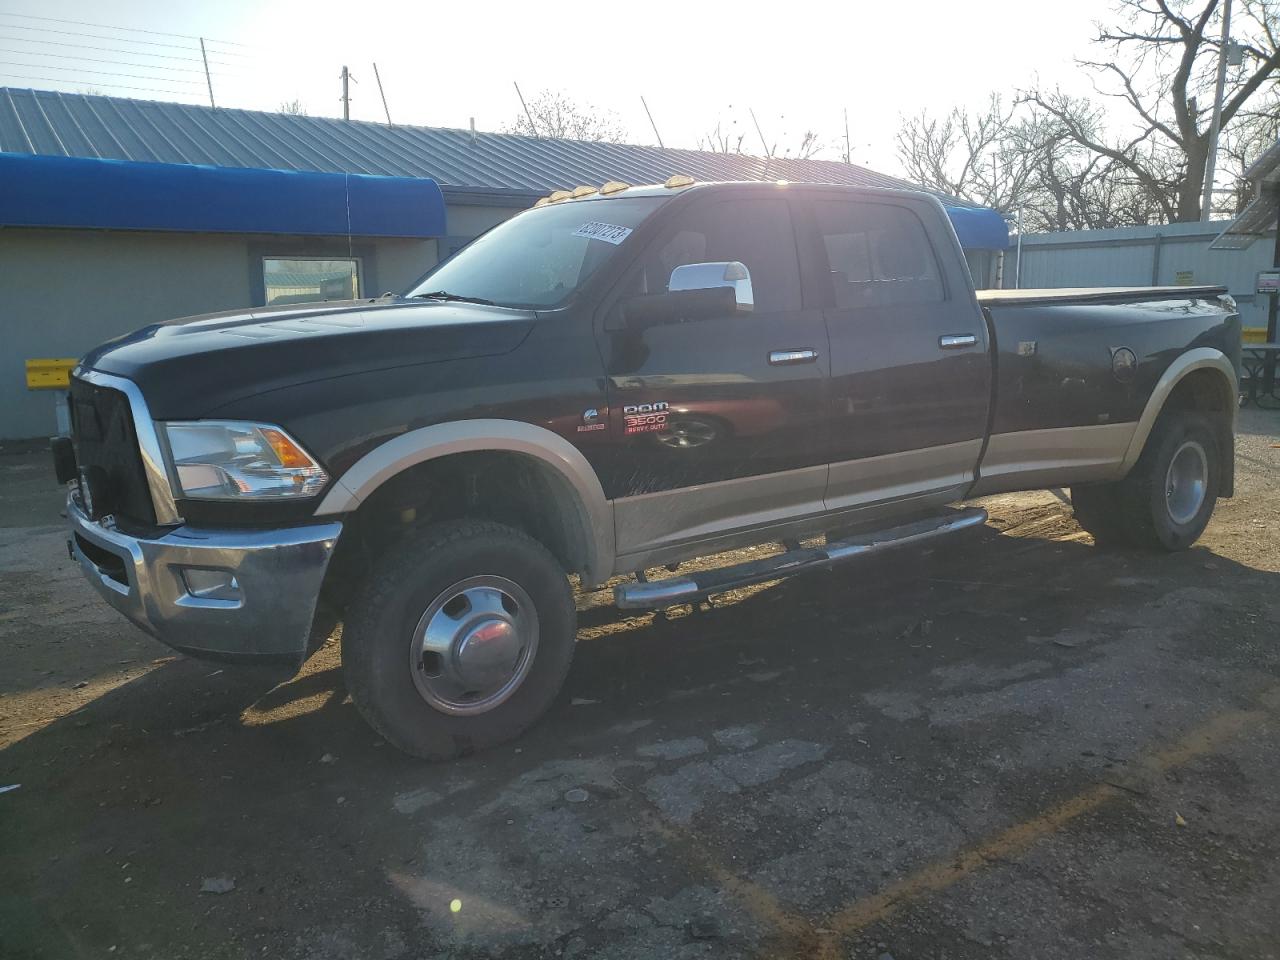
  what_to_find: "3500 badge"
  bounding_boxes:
[623,402,669,435]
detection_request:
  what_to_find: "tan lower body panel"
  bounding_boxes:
[610,424,1138,575]
[825,439,983,513]
[612,442,979,574]
[613,464,828,561]
[612,486,966,575]
[969,422,1136,496]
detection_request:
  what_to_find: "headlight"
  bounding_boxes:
[161,421,329,500]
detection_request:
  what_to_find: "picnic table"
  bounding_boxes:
[1241,342,1280,409]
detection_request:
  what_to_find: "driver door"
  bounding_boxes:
[597,195,830,562]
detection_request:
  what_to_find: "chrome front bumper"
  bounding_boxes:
[67,491,343,663]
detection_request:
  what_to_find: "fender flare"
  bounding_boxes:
[314,419,615,587]
[1118,347,1237,475]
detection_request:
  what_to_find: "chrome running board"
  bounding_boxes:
[614,507,988,610]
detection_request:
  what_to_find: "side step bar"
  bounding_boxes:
[614,507,988,610]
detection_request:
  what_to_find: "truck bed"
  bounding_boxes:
[977,285,1228,306]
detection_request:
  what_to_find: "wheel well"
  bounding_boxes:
[1158,367,1236,497]
[318,450,592,615]
[1163,367,1233,414]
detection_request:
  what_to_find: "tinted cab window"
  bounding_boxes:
[633,198,801,313]
[814,202,943,308]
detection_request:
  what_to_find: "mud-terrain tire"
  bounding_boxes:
[342,519,576,760]
[1118,411,1221,551]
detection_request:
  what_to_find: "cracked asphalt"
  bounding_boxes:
[1,408,1278,960]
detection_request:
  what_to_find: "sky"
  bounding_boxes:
[0,0,1120,176]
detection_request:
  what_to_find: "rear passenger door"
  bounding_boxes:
[799,194,990,514]
[599,196,830,560]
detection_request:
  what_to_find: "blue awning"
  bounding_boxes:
[0,152,447,238]
[944,205,1010,250]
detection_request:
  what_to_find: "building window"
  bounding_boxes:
[262,257,361,306]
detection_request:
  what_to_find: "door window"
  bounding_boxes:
[637,199,801,313]
[814,202,944,308]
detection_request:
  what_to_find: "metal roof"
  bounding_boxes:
[0,87,977,208]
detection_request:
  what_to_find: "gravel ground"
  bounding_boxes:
[1,409,1278,960]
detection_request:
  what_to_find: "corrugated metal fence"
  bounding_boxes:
[1010,219,1276,336]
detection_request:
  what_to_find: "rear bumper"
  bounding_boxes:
[67,491,342,663]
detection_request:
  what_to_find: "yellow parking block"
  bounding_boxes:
[25,358,78,389]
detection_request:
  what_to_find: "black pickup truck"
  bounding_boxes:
[57,180,1241,758]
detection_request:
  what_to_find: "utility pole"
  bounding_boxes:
[748,107,771,157]
[372,62,391,125]
[843,107,851,164]
[1201,0,1232,222]
[199,38,215,109]
[641,96,664,148]
[749,107,774,179]
[513,82,536,135]
[340,66,356,121]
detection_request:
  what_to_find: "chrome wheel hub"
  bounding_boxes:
[1165,440,1208,526]
[409,575,538,716]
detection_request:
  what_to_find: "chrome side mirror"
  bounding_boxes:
[668,261,754,313]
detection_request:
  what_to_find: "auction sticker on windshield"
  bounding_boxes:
[572,221,633,245]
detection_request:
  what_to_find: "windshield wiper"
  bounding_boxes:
[410,290,497,306]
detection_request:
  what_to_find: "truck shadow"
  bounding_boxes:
[5,508,1275,774]
[3,505,1278,957]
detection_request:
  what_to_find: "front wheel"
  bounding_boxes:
[343,519,576,760]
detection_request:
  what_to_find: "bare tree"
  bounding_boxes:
[1024,0,1280,221]
[896,94,1026,204]
[698,107,827,160]
[895,94,1172,231]
[697,120,746,154]
[279,99,308,116]
[504,90,628,143]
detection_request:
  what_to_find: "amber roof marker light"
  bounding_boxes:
[599,180,631,195]
[664,174,695,188]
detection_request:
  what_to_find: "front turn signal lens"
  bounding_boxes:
[260,427,313,468]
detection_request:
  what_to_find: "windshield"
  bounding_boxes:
[406,196,667,308]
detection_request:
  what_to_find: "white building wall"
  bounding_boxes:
[1011,220,1276,335]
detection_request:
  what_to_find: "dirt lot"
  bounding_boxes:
[2,410,1279,960]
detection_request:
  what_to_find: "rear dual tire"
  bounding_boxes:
[342,519,576,760]
[1071,411,1221,551]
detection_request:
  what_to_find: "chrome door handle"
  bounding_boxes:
[939,334,978,349]
[769,349,819,365]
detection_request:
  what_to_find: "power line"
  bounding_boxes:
[0,36,238,67]
[0,72,204,96]
[0,47,218,75]
[0,22,255,57]
[0,10,260,49]
[0,60,204,84]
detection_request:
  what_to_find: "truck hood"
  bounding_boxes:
[81,298,537,418]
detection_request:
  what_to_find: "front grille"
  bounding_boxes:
[69,377,157,525]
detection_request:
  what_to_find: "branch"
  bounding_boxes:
[1154,0,1197,35]
[1167,0,1221,142]
[1023,91,1178,220]
[1220,47,1280,125]
[1081,59,1183,144]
